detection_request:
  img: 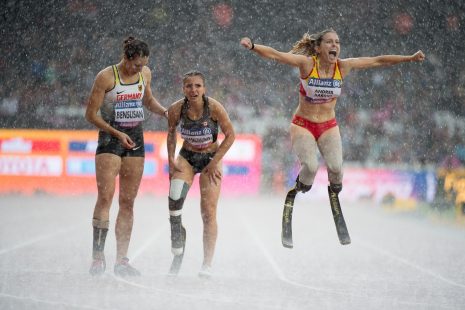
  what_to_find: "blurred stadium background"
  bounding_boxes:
[0,0,464,221]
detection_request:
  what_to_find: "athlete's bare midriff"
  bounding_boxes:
[182,140,219,154]
[295,94,337,123]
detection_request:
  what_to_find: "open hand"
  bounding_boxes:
[169,161,183,180]
[202,161,222,186]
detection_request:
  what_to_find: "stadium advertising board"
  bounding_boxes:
[0,130,262,196]
[290,167,437,203]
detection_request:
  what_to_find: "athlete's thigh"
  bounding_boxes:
[290,123,315,143]
[119,156,145,199]
[317,125,341,142]
[95,153,122,194]
[198,160,222,213]
[317,127,343,167]
[172,155,196,187]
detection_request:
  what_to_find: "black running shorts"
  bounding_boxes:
[96,124,145,158]
[179,147,216,174]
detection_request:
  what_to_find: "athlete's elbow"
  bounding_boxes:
[85,112,94,125]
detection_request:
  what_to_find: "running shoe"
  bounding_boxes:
[89,258,106,276]
[198,265,211,279]
[114,257,141,277]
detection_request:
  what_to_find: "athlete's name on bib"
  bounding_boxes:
[308,78,341,88]
[115,100,143,109]
[181,127,212,136]
[116,110,144,119]
[116,93,143,101]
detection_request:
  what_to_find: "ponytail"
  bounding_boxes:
[121,36,150,60]
[289,29,337,57]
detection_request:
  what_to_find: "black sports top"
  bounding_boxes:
[178,97,219,149]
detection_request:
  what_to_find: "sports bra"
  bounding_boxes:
[299,56,343,104]
[178,97,218,149]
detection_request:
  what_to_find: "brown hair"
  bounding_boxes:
[182,70,206,87]
[289,29,338,57]
[181,70,208,117]
[121,36,150,60]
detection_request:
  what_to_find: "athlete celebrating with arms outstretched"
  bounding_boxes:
[240,29,425,246]
[86,36,168,277]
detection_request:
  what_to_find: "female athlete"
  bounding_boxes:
[85,36,168,277]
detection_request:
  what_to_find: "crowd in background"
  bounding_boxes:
[1,0,464,189]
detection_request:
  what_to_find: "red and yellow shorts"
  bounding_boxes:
[291,115,338,140]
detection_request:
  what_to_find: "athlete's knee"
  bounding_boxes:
[97,193,114,207]
[200,208,217,225]
[300,162,318,179]
[327,164,344,184]
[169,179,190,216]
[119,195,136,209]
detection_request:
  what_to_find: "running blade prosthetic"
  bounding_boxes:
[282,186,297,249]
[327,185,351,245]
[168,225,186,277]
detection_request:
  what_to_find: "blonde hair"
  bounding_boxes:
[289,29,337,57]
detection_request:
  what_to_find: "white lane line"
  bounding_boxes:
[112,228,280,309]
[356,238,465,289]
[242,218,460,309]
[0,293,107,310]
[114,275,279,309]
[130,224,168,262]
[0,221,87,255]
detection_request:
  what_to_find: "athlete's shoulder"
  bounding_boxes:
[207,97,224,111]
[96,66,114,79]
[94,66,115,90]
[141,66,151,81]
[169,98,184,110]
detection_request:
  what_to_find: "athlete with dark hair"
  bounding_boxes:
[240,29,425,245]
[86,36,168,276]
[166,70,235,278]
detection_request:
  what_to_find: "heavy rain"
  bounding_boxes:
[1,0,465,309]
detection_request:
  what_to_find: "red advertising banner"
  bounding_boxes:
[0,130,262,196]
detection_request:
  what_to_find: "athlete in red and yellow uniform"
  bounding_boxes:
[240,29,425,195]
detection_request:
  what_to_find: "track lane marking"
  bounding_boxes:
[242,218,461,309]
[130,224,168,262]
[112,225,281,309]
[0,293,106,309]
[0,221,87,255]
[356,238,465,289]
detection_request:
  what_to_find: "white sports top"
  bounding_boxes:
[100,65,145,127]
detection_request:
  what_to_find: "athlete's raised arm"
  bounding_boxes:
[339,51,425,74]
[240,37,313,77]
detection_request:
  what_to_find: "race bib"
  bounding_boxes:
[114,100,144,127]
[181,127,213,149]
[305,78,342,103]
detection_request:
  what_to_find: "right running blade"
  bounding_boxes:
[168,253,184,277]
[328,186,351,245]
[168,226,186,277]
